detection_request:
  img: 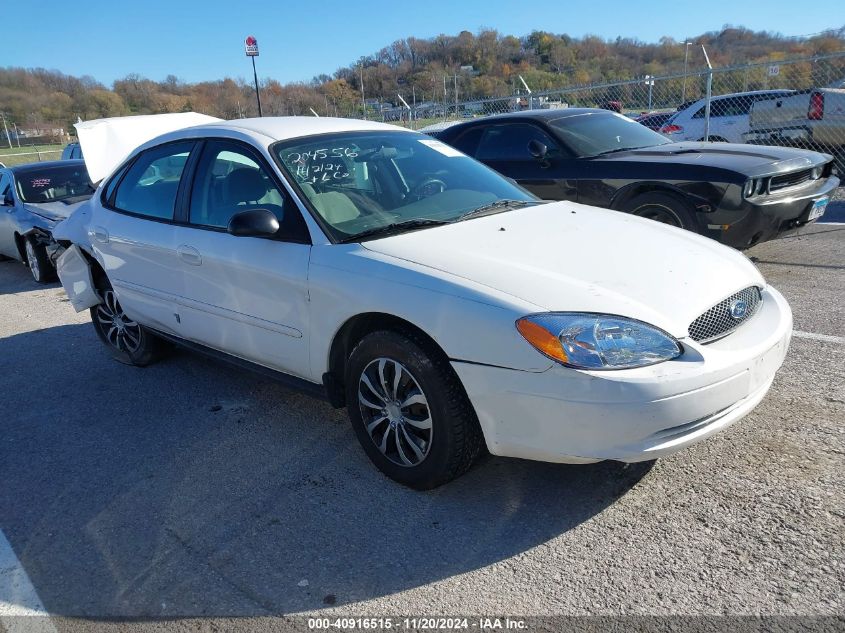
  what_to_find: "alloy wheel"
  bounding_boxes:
[25,240,40,280]
[358,357,433,467]
[95,290,142,353]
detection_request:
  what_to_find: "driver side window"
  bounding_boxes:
[0,173,11,203]
[188,140,309,242]
[475,124,561,161]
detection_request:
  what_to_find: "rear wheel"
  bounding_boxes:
[90,285,165,366]
[345,330,483,489]
[24,237,56,283]
[622,191,699,232]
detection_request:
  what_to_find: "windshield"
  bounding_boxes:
[548,111,672,158]
[15,164,95,203]
[273,131,536,241]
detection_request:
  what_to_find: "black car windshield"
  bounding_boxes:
[548,111,672,158]
[15,164,95,203]
[273,131,537,241]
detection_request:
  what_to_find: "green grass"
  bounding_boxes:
[0,144,64,167]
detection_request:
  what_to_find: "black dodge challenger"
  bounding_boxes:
[429,109,839,249]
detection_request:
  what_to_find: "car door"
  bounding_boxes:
[0,171,18,257]
[93,140,197,334]
[457,122,578,201]
[171,139,312,377]
[709,97,746,142]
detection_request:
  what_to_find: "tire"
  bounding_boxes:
[622,191,699,232]
[24,237,56,283]
[345,329,484,489]
[90,284,165,366]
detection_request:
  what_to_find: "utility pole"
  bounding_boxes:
[360,63,367,120]
[682,41,692,104]
[701,45,713,141]
[0,113,12,149]
[442,75,447,121]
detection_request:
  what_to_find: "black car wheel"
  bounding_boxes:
[24,237,56,283]
[345,329,484,489]
[623,192,698,232]
[90,284,166,366]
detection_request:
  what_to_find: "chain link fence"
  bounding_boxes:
[344,52,845,172]
[0,147,63,167]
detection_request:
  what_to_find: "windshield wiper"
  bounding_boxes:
[589,146,646,157]
[457,199,534,222]
[339,218,449,243]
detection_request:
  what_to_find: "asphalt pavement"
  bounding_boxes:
[0,211,842,631]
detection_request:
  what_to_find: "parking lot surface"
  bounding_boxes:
[0,207,843,630]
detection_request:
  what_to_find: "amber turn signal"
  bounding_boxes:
[516,318,568,363]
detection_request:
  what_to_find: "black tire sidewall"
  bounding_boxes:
[345,330,477,489]
[623,191,699,232]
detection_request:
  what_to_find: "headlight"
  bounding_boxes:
[743,179,756,198]
[516,313,682,370]
[811,166,822,180]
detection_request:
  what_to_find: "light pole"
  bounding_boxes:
[244,36,262,117]
[682,41,692,104]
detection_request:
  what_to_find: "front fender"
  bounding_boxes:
[52,202,94,250]
[56,245,101,312]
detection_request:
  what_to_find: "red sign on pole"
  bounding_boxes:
[245,35,259,57]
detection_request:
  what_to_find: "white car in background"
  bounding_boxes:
[660,90,795,143]
[53,116,792,489]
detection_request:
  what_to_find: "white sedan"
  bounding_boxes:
[53,116,792,489]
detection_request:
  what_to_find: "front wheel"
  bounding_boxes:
[90,287,165,366]
[622,191,699,232]
[345,330,484,489]
[24,237,56,283]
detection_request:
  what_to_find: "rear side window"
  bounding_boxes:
[113,142,194,220]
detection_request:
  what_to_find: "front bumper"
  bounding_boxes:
[453,286,792,464]
[708,175,839,249]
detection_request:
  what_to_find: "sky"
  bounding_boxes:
[5,0,842,86]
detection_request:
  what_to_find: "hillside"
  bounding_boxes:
[1,24,844,138]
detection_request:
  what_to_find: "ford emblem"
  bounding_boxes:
[729,299,748,320]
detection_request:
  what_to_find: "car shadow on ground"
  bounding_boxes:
[0,320,654,617]
[0,258,62,294]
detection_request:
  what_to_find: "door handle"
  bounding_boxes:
[92,226,109,243]
[177,244,202,266]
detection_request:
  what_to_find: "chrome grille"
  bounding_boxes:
[769,169,811,192]
[688,286,762,343]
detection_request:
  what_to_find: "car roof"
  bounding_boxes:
[10,159,87,174]
[438,108,620,130]
[686,89,795,104]
[189,116,414,142]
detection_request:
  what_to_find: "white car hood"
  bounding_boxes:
[75,112,222,183]
[362,201,764,339]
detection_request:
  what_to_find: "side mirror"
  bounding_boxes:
[528,139,548,160]
[227,208,280,237]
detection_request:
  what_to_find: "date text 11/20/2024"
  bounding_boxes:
[307,617,527,630]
